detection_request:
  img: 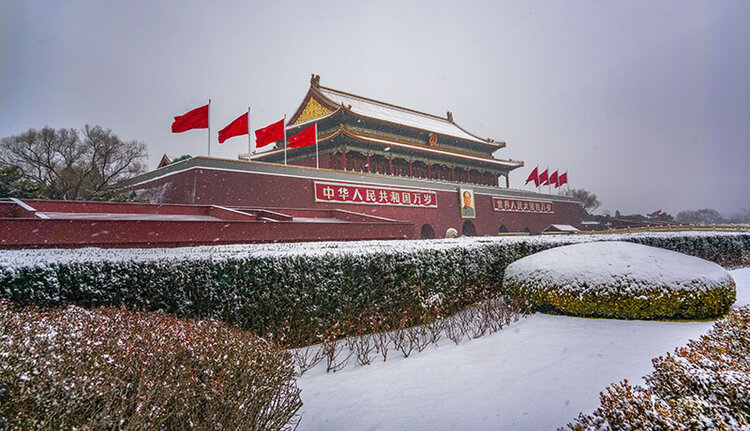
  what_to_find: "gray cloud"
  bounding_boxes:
[2,0,748,215]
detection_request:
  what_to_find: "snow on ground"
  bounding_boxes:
[294,267,749,431]
[734,267,750,308]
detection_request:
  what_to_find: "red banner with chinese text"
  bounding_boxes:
[314,181,438,208]
[493,197,554,214]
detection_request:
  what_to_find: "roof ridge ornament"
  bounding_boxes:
[311,74,321,87]
[446,111,453,122]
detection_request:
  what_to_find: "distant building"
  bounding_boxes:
[124,75,582,241]
[251,74,520,188]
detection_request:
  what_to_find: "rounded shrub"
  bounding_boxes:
[0,302,302,430]
[503,241,736,320]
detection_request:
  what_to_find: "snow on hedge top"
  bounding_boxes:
[0,231,746,270]
[504,241,733,291]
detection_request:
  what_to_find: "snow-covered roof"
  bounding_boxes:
[35,212,222,222]
[313,85,499,146]
[544,224,580,232]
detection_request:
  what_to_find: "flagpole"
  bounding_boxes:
[283,114,287,165]
[247,107,252,159]
[548,167,552,194]
[207,99,211,157]
[315,123,319,169]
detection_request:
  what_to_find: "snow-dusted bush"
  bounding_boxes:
[626,233,750,269]
[0,302,302,430]
[565,305,750,430]
[504,242,736,320]
[0,245,542,347]
[0,232,748,346]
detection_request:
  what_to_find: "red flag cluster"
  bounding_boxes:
[525,167,568,188]
[171,104,317,151]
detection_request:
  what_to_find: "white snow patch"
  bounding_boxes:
[294,267,749,430]
[732,267,750,308]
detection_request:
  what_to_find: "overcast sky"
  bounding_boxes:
[2,1,748,216]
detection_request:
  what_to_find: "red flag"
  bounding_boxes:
[557,172,568,187]
[218,112,248,144]
[539,169,549,186]
[255,119,285,148]
[525,166,539,187]
[171,104,208,133]
[549,170,558,187]
[289,124,317,148]
[649,210,663,216]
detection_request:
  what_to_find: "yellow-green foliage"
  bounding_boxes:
[504,278,736,320]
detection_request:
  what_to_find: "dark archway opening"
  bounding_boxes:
[420,223,436,239]
[462,220,477,237]
[499,224,508,233]
[524,227,531,234]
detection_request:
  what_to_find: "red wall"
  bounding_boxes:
[134,166,580,238]
[0,218,412,248]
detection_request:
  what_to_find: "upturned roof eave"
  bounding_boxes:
[295,82,506,149]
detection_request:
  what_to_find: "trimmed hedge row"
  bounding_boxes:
[1,233,749,346]
[503,277,736,320]
[623,234,750,268]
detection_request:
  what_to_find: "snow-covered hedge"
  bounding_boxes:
[504,242,736,320]
[0,232,748,345]
[564,305,750,430]
[0,301,302,430]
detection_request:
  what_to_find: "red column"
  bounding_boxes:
[481,171,485,184]
[409,160,413,177]
[427,163,432,179]
[466,170,471,183]
[451,167,455,182]
[366,153,371,173]
[388,157,393,175]
[505,174,509,188]
[342,150,347,171]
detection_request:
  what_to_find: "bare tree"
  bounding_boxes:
[0,125,147,200]
[561,188,601,216]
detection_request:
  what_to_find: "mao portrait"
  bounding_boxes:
[459,188,475,219]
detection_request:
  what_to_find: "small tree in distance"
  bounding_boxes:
[676,208,725,225]
[0,125,147,201]
[561,188,601,219]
